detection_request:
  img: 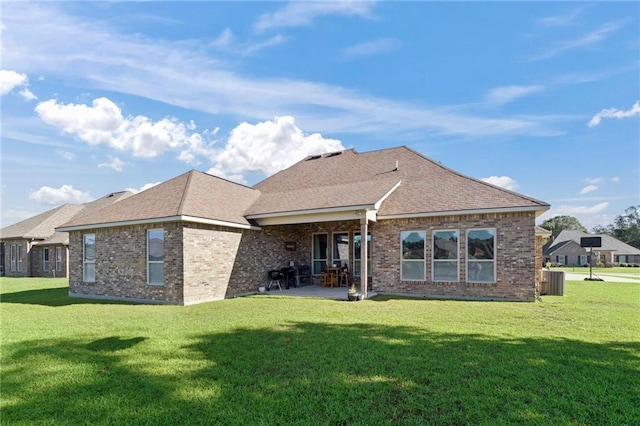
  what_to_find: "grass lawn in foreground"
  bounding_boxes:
[1,277,639,425]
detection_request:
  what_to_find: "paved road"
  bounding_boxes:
[564,272,640,283]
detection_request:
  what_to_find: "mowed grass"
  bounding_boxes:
[1,278,639,425]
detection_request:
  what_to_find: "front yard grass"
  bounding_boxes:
[2,277,639,425]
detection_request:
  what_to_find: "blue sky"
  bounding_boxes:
[1,1,638,230]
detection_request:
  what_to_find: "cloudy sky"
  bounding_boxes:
[1,1,638,230]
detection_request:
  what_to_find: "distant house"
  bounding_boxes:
[57,146,550,304]
[0,192,132,278]
[543,229,640,266]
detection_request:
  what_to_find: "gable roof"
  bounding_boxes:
[57,170,261,231]
[545,229,640,256]
[1,191,132,244]
[251,146,549,221]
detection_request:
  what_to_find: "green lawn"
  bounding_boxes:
[2,277,639,425]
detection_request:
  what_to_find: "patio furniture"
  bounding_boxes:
[321,267,340,287]
[280,267,296,289]
[268,270,284,291]
[339,266,350,287]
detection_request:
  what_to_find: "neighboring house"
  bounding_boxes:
[57,146,550,305]
[0,192,132,278]
[544,229,640,266]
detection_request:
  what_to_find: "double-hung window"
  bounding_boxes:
[147,229,164,285]
[43,248,50,271]
[10,244,16,272]
[83,234,96,282]
[56,247,63,271]
[466,228,496,283]
[432,230,459,282]
[17,245,23,272]
[401,231,425,281]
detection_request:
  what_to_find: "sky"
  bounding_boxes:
[1,1,639,231]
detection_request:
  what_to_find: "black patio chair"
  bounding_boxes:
[267,269,284,291]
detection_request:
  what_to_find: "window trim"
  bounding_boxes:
[43,248,50,271]
[147,228,165,285]
[432,229,459,283]
[55,247,63,271]
[10,244,16,272]
[466,228,496,284]
[400,230,426,281]
[83,233,96,283]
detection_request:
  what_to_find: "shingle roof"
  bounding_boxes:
[545,230,640,255]
[1,191,133,243]
[58,170,260,229]
[254,146,549,217]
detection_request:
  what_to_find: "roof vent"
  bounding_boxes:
[324,151,342,158]
[306,155,322,161]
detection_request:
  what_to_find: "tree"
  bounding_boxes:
[540,215,587,238]
[592,205,640,249]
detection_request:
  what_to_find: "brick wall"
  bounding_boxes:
[371,212,537,301]
[69,223,185,304]
[1,239,30,277]
[30,245,68,278]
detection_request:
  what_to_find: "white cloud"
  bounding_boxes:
[0,69,28,95]
[579,185,598,195]
[125,182,161,194]
[585,177,603,185]
[341,38,400,60]
[525,21,624,61]
[485,85,544,106]
[98,156,126,172]
[611,176,620,183]
[537,8,583,27]
[588,100,640,127]
[3,3,562,140]
[35,97,216,159]
[19,88,37,101]
[207,116,345,182]
[29,184,92,205]
[56,150,75,161]
[537,202,611,230]
[254,1,375,33]
[481,176,519,191]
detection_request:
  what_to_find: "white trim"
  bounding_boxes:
[83,233,96,283]
[466,228,497,284]
[374,181,402,210]
[400,230,426,281]
[378,205,549,220]
[56,215,260,232]
[147,228,164,285]
[247,204,376,220]
[255,210,370,226]
[432,229,460,283]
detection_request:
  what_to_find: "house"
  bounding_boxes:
[0,192,132,278]
[56,146,550,304]
[544,229,640,266]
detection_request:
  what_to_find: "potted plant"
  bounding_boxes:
[347,284,360,301]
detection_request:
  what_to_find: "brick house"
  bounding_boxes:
[544,229,640,266]
[0,192,132,278]
[57,146,550,304]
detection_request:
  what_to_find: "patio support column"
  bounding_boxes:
[360,217,368,300]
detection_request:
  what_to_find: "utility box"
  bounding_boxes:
[541,270,565,296]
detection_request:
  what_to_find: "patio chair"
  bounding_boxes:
[267,270,284,291]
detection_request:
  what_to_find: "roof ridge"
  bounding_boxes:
[176,170,197,216]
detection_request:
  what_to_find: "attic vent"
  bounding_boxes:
[306,155,322,161]
[107,193,115,198]
[324,151,342,158]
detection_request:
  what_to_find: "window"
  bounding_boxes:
[617,255,626,264]
[17,245,23,272]
[556,255,565,265]
[10,244,16,272]
[353,232,371,277]
[312,233,328,275]
[433,230,459,282]
[401,231,425,281]
[56,247,63,271]
[332,232,349,268]
[83,234,96,282]
[147,229,164,285]
[579,255,588,266]
[467,229,496,283]
[43,248,50,271]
